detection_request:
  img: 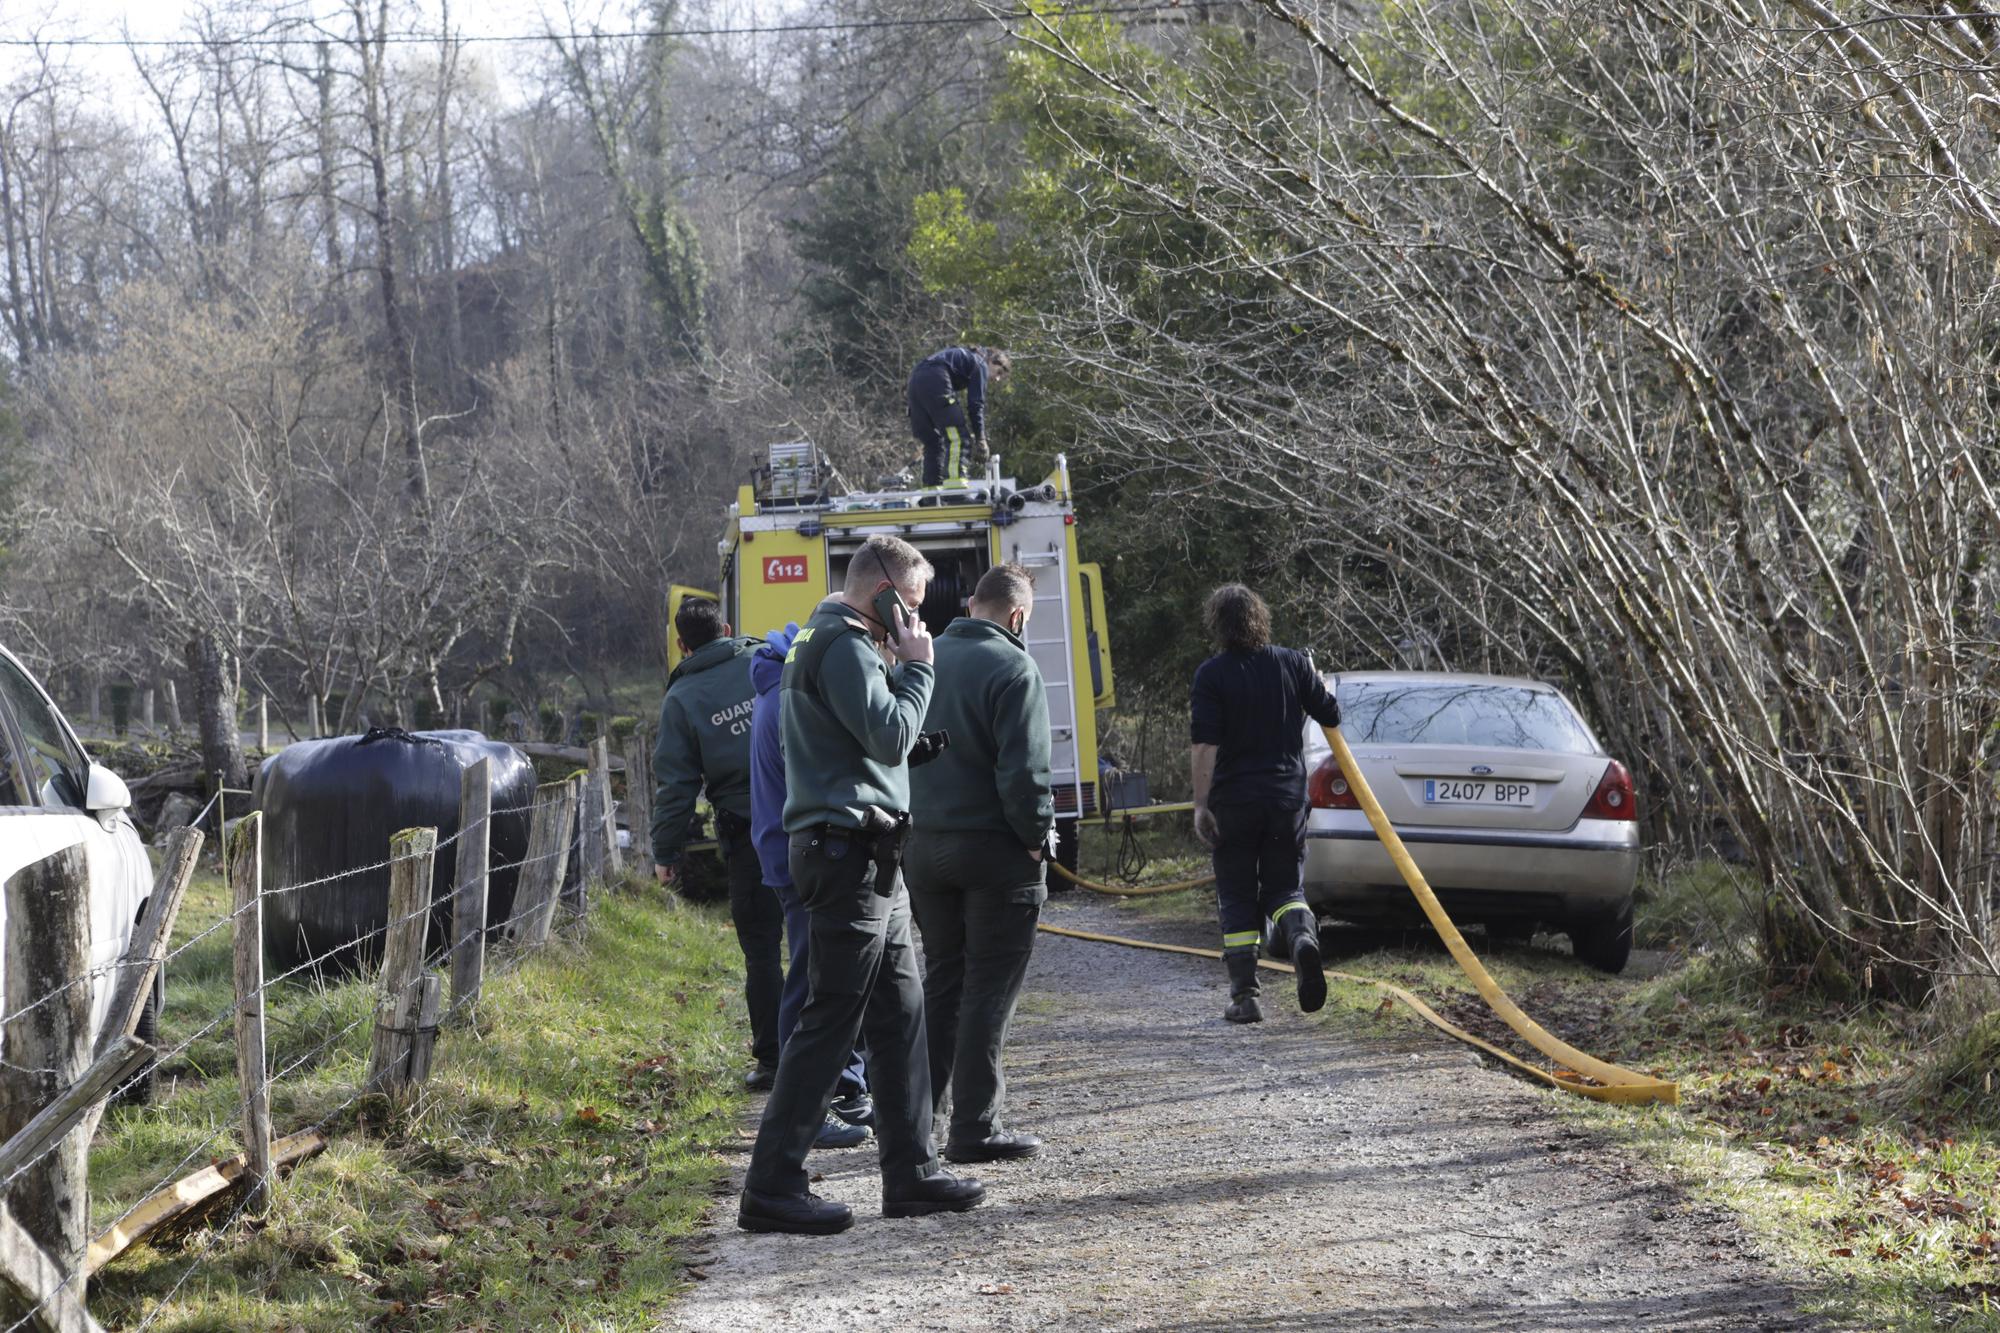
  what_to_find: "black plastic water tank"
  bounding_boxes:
[254,727,537,973]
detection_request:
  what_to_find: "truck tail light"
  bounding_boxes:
[1308,756,1360,810]
[1582,760,1636,821]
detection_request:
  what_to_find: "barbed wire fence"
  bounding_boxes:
[0,733,649,1332]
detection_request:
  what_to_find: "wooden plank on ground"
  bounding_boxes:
[83,1131,327,1276]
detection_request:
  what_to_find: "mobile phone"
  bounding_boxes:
[872,586,912,644]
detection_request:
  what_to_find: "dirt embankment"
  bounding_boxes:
[661,896,1811,1332]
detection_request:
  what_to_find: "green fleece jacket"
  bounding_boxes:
[651,635,759,865]
[780,598,934,832]
[910,617,1054,849]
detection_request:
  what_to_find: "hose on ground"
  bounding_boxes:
[1313,724,1675,1105]
[1033,921,1667,1104]
[1049,858,1214,897]
[1041,727,1678,1106]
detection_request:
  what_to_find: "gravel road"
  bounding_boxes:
[660,895,1811,1332]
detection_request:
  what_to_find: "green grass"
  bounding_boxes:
[1084,843,2000,1329]
[89,867,748,1331]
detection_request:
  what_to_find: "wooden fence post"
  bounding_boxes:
[622,726,654,880]
[407,977,442,1086]
[0,1204,101,1333]
[448,758,490,1022]
[228,815,272,1216]
[591,737,622,878]
[513,782,578,947]
[579,757,606,888]
[366,828,437,1098]
[0,846,99,1331]
[561,773,590,922]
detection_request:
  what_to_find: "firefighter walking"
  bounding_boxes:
[1189,584,1342,1024]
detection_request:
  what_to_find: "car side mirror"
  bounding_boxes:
[84,763,131,815]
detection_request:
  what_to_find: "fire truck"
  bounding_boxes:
[672,443,1116,868]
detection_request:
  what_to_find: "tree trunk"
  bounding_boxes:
[185,634,247,793]
[316,41,346,305]
[352,0,425,508]
[436,6,465,400]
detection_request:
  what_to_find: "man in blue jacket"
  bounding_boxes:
[651,598,778,1087]
[906,346,1010,486]
[748,623,872,1151]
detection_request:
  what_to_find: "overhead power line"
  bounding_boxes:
[0,1,1194,49]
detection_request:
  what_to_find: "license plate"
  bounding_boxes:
[1424,779,1536,806]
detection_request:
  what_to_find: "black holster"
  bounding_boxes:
[861,805,910,897]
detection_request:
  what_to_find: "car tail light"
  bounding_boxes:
[1583,760,1636,821]
[1308,756,1360,810]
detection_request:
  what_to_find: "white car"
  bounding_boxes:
[1303,671,1640,973]
[0,644,154,1041]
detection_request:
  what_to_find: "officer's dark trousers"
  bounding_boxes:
[718,812,784,1069]
[772,876,868,1098]
[907,363,971,486]
[1211,802,1310,946]
[905,830,1046,1143]
[745,830,938,1197]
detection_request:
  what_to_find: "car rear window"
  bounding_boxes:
[1338,681,1600,754]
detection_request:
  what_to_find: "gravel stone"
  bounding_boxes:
[660,895,1812,1331]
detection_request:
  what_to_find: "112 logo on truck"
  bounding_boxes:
[762,556,808,584]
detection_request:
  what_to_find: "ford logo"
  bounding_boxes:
[1471,764,1493,775]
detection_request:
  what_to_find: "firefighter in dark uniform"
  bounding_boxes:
[906,562,1053,1163]
[651,598,779,1085]
[906,345,1010,486]
[737,534,986,1235]
[1189,584,1342,1024]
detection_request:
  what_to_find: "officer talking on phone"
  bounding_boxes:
[737,534,986,1236]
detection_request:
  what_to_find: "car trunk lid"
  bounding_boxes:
[1306,732,1605,832]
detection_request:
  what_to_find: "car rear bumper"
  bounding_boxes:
[1302,811,1638,925]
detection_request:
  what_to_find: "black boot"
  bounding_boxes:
[1222,946,1263,1024]
[883,1170,987,1218]
[1277,905,1327,1014]
[738,1187,854,1235]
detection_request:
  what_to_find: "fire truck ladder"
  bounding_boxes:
[1018,545,1087,825]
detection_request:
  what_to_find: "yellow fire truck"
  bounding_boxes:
[671,443,1116,865]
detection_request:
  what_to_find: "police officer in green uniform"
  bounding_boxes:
[650,598,778,1086]
[737,535,986,1235]
[906,563,1052,1163]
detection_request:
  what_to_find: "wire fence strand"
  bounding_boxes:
[0,771,632,1330]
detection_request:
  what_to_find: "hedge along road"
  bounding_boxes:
[660,895,1810,1332]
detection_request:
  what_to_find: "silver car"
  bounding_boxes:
[1301,671,1639,972]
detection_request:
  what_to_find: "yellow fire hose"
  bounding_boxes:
[1037,725,1677,1106]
